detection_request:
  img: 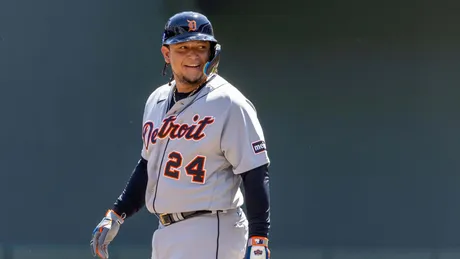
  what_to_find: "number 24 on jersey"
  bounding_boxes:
[164,151,207,184]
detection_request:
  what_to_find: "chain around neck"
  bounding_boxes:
[173,85,199,103]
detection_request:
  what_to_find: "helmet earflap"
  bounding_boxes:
[203,43,221,76]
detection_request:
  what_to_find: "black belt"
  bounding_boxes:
[158,210,215,226]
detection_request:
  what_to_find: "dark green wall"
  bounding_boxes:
[1,0,460,251]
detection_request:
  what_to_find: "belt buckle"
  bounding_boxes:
[159,213,172,226]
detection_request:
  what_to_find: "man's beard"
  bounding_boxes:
[174,72,205,85]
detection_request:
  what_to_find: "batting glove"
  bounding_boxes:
[244,236,270,259]
[90,210,125,259]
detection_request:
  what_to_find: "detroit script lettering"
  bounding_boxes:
[142,114,215,150]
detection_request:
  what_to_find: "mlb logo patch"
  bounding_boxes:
[252,140,267,154]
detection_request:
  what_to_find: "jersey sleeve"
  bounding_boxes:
[140,92,155,160]
[141,141,148,160]
[221,97,270,174]
[141,107,149,160]
[140,108,149,160]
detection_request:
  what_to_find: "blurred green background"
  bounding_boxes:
[1,0,460,258]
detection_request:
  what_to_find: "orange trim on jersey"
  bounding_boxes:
[142,121,154,150]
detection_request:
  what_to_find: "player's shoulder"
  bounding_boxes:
[210,75,257,111]
[144,82,172,106]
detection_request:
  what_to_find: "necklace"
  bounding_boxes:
[173,86,199,103]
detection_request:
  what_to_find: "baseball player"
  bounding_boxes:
[90,11,271,259]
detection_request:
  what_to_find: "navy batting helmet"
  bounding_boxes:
[162,11,217,45]
[161,11,221,77]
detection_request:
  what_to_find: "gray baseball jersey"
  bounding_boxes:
[141,75,270,214]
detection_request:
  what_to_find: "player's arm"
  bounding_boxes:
[112,95,154,218]
[112,157,148,218]
[220,95,271,258]
[90,157,148,259]
[91,96,153,259]
[240,163,270,238]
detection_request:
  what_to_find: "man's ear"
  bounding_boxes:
[161,45,170,64]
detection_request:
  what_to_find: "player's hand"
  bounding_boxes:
[244,236,270,259]
[90,209,125,259]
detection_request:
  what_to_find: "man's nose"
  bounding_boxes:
[186,48,200,57]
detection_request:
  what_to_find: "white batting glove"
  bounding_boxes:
[244,236,270,259]
[90,210,125,259]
